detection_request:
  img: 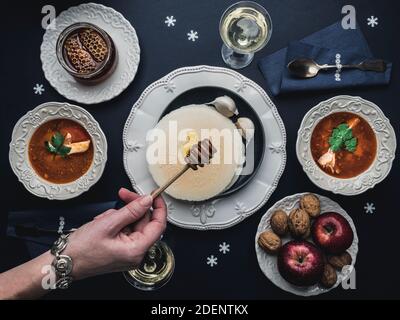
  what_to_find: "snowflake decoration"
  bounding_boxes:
[33,83,45,95]
[164,81,176,93]
[206,255,218,267]
[367,16,378,28]
[165,16,176,27]
[126,140,143,152]
[234,81,247,93]
[269,143,283,154]
[219,242,230,254]
[364,202,375,214]
[235,201,247,214]
[187,30,199,42]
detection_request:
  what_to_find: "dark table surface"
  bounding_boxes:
[1,0,399,299]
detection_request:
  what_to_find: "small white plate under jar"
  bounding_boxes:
[40,3,140,105]
[255,193,358,297]
[296,95,396,195]
[123,65,287,230]
[9,102,108,200]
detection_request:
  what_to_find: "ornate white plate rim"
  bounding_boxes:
[9,102,108,200]
[123,65,287,230]
[40,2,140,105]
[296,95,396,195]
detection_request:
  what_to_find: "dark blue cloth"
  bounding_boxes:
[6,201,116,257]
[258,21,392,95]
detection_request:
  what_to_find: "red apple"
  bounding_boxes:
[278,240,324,286]
[311,212,353,254]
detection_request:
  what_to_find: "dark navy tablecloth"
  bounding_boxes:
[0,0,399,299]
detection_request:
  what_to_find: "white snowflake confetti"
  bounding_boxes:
[33,83,45,95]
[364,202,375,214]
[187,30,199,42]
[165,16,176,27]
[367,16,378,28]
[219,242,230,254]
[206,255,218,267]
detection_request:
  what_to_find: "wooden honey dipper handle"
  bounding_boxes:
[150,164,190,199]
[150,139,216,199]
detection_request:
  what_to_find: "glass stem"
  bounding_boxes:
[232,51,245,58]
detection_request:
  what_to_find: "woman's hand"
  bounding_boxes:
[64,188,167,280]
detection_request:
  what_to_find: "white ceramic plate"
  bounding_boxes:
[255,193,358,296]
[9,102,108,200]
[296,95,396,195]
[123,65,286,230]
[40,3,140,105]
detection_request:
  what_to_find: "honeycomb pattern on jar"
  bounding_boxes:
[78,28,108,63]
[64,35,96,74]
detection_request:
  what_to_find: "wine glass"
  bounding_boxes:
[114,199,175,291]
[219,1,273,69]
[123,240,175,291]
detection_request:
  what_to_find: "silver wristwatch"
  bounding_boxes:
[51,234,73,289]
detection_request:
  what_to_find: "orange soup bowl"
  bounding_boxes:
[9,102,108,200]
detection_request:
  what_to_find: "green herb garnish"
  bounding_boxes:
[45,132,71,157]
[328,123,358,153]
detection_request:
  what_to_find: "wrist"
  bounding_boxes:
[61,232,85,280]
[50,234,75,288]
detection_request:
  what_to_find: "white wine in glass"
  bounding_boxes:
[123,241,175,291]
[219,1,272,69]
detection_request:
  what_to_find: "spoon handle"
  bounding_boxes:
[321,59,387,72]
[355,59,387,72]
[319,64,338,70]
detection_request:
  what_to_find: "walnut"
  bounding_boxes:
[320,264,337,288]
[300,193,321,218]
[302,226,311,239]
[328,252,352,270]
[258,230,282,254]
[288,208,310,238]
[270,210,288,236]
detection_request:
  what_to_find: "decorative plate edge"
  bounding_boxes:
[122,65,287,230]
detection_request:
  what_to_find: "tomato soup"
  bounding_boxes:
[311,112,377,179]
[28,119,94,183]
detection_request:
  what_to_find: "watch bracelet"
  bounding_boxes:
[50,233,73,289]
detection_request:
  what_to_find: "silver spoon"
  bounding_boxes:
[287,58,387,78]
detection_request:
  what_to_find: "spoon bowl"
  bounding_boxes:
[287,59,323,78]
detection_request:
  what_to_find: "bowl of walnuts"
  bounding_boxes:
[255,193,358,296]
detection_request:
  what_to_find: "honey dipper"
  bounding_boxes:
[150,139,217,199]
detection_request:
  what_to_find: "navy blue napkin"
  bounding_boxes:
[258,21,392,95]
[6,201,116,257]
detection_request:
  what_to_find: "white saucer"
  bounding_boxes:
[255,193,358,296]
[296,96,396,195]
[40,3,140,105]
[123,65,287,230]
[9,102,108,200]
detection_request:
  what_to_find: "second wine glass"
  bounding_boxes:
[219,1,273,69]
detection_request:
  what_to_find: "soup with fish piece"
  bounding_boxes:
[28,119,94,184]
[311,112,377,179]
